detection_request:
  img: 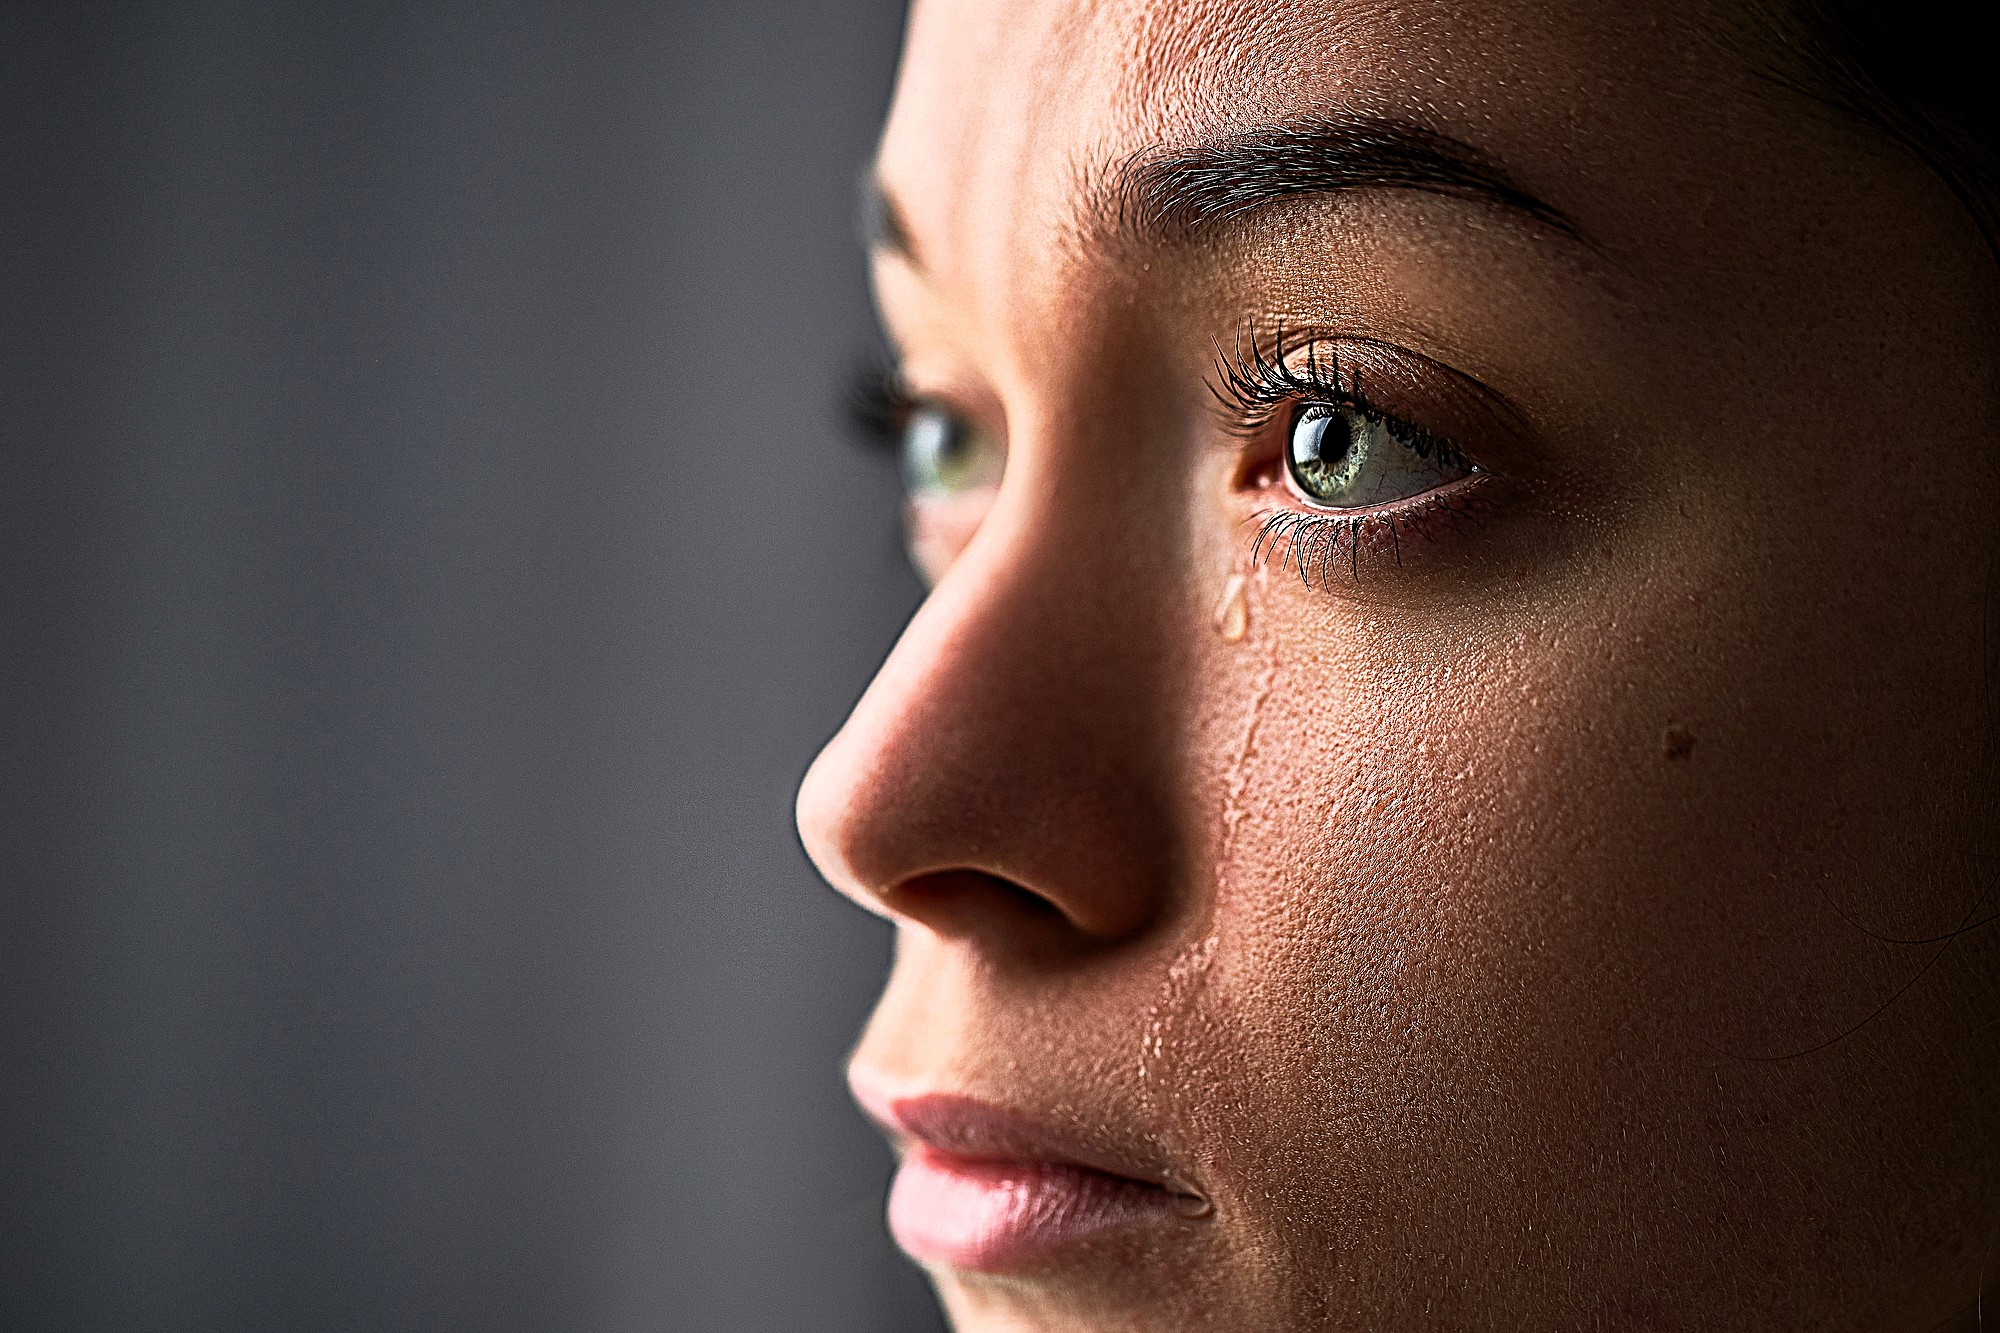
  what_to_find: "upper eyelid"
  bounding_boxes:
[1207,325,1536,464]
[1209,330,1413,438]
[1214,325,1370,400]
[869,268,1008,421]
[887,361,1010,441]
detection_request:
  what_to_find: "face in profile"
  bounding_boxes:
[796,0,2000,1327]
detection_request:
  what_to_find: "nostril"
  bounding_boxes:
[792,549,1172,947]
[882,868,1082,943]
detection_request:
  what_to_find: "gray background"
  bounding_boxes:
[2,2,945,1330]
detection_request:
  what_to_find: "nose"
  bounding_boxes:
[795,476,1180,946]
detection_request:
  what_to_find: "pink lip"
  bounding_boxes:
[852,1086,1207,1273]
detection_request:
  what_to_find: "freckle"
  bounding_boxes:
[1664,726,1695,762]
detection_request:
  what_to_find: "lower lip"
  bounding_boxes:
[887,1145,1183,1272]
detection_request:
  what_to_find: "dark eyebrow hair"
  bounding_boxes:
[1106,115,1579,245]
[862,114,1580,272]
[860,170,917,263]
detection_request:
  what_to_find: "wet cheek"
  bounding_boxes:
[1161,622,1701,1310]
[1155,598,1482,1279]
[1163,568,1990,1314]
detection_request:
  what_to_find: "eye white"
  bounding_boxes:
[1284,403,1469,509]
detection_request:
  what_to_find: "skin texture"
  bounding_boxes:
[795,0,2000,1327]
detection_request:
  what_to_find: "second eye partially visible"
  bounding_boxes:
[900,404,1004,500]
[848,366,1005,500]
[848,364,1007,585]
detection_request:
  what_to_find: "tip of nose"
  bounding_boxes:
[792,579,1174,947]
[794,730,885,914]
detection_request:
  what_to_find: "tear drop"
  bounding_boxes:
[1214,573,1248,642]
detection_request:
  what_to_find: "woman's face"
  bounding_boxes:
[797,0,2000,1327]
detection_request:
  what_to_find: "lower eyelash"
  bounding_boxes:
[1254,508,1365,585]
[1249,489,1488,586]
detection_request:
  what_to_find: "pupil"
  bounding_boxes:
[1287,405,1355,501]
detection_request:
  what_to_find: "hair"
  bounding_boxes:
[1766,1,2000,254]
[1790,9,2000,1316]
[1778,0,2000,779]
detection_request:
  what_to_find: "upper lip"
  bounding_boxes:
[850,1078,1190,1194]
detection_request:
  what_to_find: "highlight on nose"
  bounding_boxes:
[795,705,1163,946]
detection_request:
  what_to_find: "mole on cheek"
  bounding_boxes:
[1664,726,1696,762]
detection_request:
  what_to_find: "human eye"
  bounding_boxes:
[850,366,1004,495]
[847,365,1005,583]
[897,402,1004,500]
[1212,328,1486,581]
[1281,400,1473,510]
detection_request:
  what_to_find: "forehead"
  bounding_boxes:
[895,0,1459,136]
[878,0,1756,294]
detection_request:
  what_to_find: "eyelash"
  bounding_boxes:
[844,336,1489,585]
[845,362,913,452]
[1209,324,1448,454]
[1209,323,1484,585]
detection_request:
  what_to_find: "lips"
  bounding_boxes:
[852,1085,1210,1273]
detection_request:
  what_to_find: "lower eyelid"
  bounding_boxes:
[904,486,1000,585]
[1240,474,1495,586]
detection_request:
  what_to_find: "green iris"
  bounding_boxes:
[902,406,1003,499]
[1286,404,1365,504]
[1285,402,1467,509]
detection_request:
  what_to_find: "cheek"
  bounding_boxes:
[1164,556,1996,1314]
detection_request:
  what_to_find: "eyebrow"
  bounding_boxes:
[859,170,917,261]
[863,113,1580,267]
[1107,115,1580,246]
